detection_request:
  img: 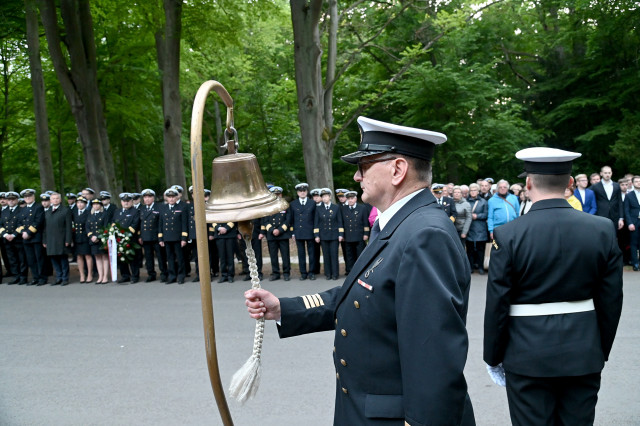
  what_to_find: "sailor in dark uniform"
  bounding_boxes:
[213,219,239,283]
[341,191,369,274]
[87,199,109,284]
[159,188,188,284]
[314,187,344,280]
[1,192,27,284]
[245,116,475,425]
[17,189,46,285]
[132,193,142,210]
[336,188,349,275]
[432,183,457,222]
[72,196,92,282]
[310,188,322,275]
[0,192,10,278]
[100,191,116,225]
[484,148,623,426]
[204,189,221,279]
[139,189,167,282]
[66,193,78,212]
[260,186,292,281]
[290,183,316,280]
[113,193,141,283]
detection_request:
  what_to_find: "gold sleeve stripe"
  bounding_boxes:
[301,295,311,309]
[316,294,325,306]
[265,224,273,230]
[338,228,344,232]
[29,226,37,233]
[158,233,163,238]
[260,226,266,230]
[88,232,93,236]
[364,227,370,231]
[129,226,135,234]
[311,294,322,307]
[0,228,4,233]
[212,223,217,226]
[182,232,188,236]
[313,228,319,233]
[282,224,288,231]
[227,222,235,228]
[16,226,24,232]
[208,227,214,232]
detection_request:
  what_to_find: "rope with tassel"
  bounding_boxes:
[229,232,264,404]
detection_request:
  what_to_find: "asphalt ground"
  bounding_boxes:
[1,267,638,425]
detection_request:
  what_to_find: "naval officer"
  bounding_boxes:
[483,148,623,426]
[290,183,316,280]
[245,116,475,425]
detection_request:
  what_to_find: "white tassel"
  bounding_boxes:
[229,238,265,404]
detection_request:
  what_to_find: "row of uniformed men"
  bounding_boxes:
[260,183,372,282]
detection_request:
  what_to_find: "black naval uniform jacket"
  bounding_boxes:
[436,195,458,221]
[102,204,116,225]
[17,203,45,243]
[140,203,161,242]
[290,198,315,240]
[158,203,188,242]
[278,189,474,426]
[342,204,370,242]
[0,206,22,240]
[114,207,141,237]
[314,203,344,240]
[72,208,90,244]
[484,199,623,377]
[261,209,292,240]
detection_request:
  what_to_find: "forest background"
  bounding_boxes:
[0,0,638,200]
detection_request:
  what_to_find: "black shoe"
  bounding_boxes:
[166,278,176,284]
[308,273,315,281]
[19,278,27,285]
[55,279,63,285]
[212,272,219,278]
[28,279,38,286]
[117,277,130,284]
[61,281,69,286]
[243,275,251,281]
[300,274,307,281]
[131,277,139,284]
[284,274,290,281]
[178,278,184,284]
[145,276,156,283]
[332,276,339,280]
[160,275,167,283]
[218,276,227,283]
[478,268,485,275]
[269,274,280,281]
[634,265,639,271]
[258,273,263,280]
[227,276,234,283]
[190,276,198,282]
[10,277,20,284]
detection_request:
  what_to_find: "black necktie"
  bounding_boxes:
[369,219,380,241]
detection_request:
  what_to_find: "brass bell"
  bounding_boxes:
[206,152,288,223]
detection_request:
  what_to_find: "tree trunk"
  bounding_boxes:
[38,0,118,195]
[290,0,334,190]
[0,41,9,191]
[25,0,56,192]
[155,0,187,196]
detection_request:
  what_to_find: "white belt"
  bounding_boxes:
[509,299,594,316]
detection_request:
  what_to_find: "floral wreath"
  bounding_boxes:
[99,222,140,264]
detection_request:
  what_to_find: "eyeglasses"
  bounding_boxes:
[356,156,397,176]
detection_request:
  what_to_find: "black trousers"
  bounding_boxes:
[344,240,365,274]
[118,256,140,280]
[465,240,486,271]
[23,242,44,281]
[1,239,10,275]
[208,239,219,274]
[629,229,639,266]
[216,238,235,278]
[295,238,315,276]
[183,240,196,276]
[142,240,167,278]
[165,241,185,281]
[505,371,601,426]
[320,239,339,279]
[267,238,290,275]
[313,240,321,274]
[5,240,27,278]
[250,236,262,274]
[234,238,249,274]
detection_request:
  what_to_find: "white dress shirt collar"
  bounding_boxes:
[377,188,424,231]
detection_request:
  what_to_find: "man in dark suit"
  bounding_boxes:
[573,173,597,214]
[432,183,457,221]
[139,189,167,282]
[341,191,369,275]
[245,116,474,425]
[591,165,624,231]
[1,192,27,284]
[260,186,292,281]
[314,188,344,280]
[289,182,316,280]
[624,175,640,270]
[159,188,188,284]
[100,191,117,225]
[43,192,73,285]
[17,189,46,285]
[114,193,141,283]
[484,148,623,426]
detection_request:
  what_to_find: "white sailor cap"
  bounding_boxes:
[516,147,581,178]
[83,187,95,194]
[66,192,77,199]
[164,188,179,197]
[99,191,111,199]
[345,190,358,197]
[335,188,349,196]
[310,188,321,196]
[341,116,447,164]
[295,183,309,191]
[172,185,183,193]
[269,186,283,194]
[320,187,332,196]
[6,191,19,199]
[431,183,445,193]
[132,193,141,199]
[119,192,133,201]
[20,189,36,197]
[141,189,155,196]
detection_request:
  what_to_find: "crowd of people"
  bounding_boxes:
[1,163,636,287]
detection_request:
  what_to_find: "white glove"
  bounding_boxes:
[486,363,506,387]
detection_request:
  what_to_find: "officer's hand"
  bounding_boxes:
[291,235,296,242]
[181,241,187,247]
[22,232,29,240]
[486,363,506,387]
[619,218,625,230]
[208,235,213,241]
[630,224,636,232]
[461,234,466,239]
[65,242,69,247]
[159,241,165,247]
[218,227,227,235]
[245,289,281,321]
[138,238,142,245]
[363,235,368,241]
[43,243,47,248]
[339,236,344,242]
[258,234,264,240]
[315,237,320,243]
[273,229,280,236]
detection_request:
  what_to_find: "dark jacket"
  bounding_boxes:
[466,196,488,242]
[591,181,624,225]
[289,198,315,240]
[159,202,188,243]
[72,207,90,244]
[484,199,623,377]
[213,222,238,239]
[17,202,45,243]
[314,203,344,240]
[341,204,370,243]
[624,191,640,228]
[43,206,73,255]
[140,203,162,242]
[261,208,292,241]
[0,206,23,239]
[113,207,141,236]
[278,189,474,425]
[86,211,106,244]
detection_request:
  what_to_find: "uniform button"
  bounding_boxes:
[333,346,336,353]
[335,318,338,325]
[341,329,347,337]
[342,387,348,394]
[354,301,360,309]
[340,359,347,366]
[336,372,339,379]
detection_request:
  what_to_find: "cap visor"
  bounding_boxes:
[340,150,385,164]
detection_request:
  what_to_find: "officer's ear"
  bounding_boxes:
[390,157,410,186]
[525,176,532,191]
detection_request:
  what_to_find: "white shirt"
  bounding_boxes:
[602,180,613,200]
[299,197,307,206]
[378,189,424,231]
[578,188,586,203]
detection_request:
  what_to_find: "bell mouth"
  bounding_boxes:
[205,153,289,222]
